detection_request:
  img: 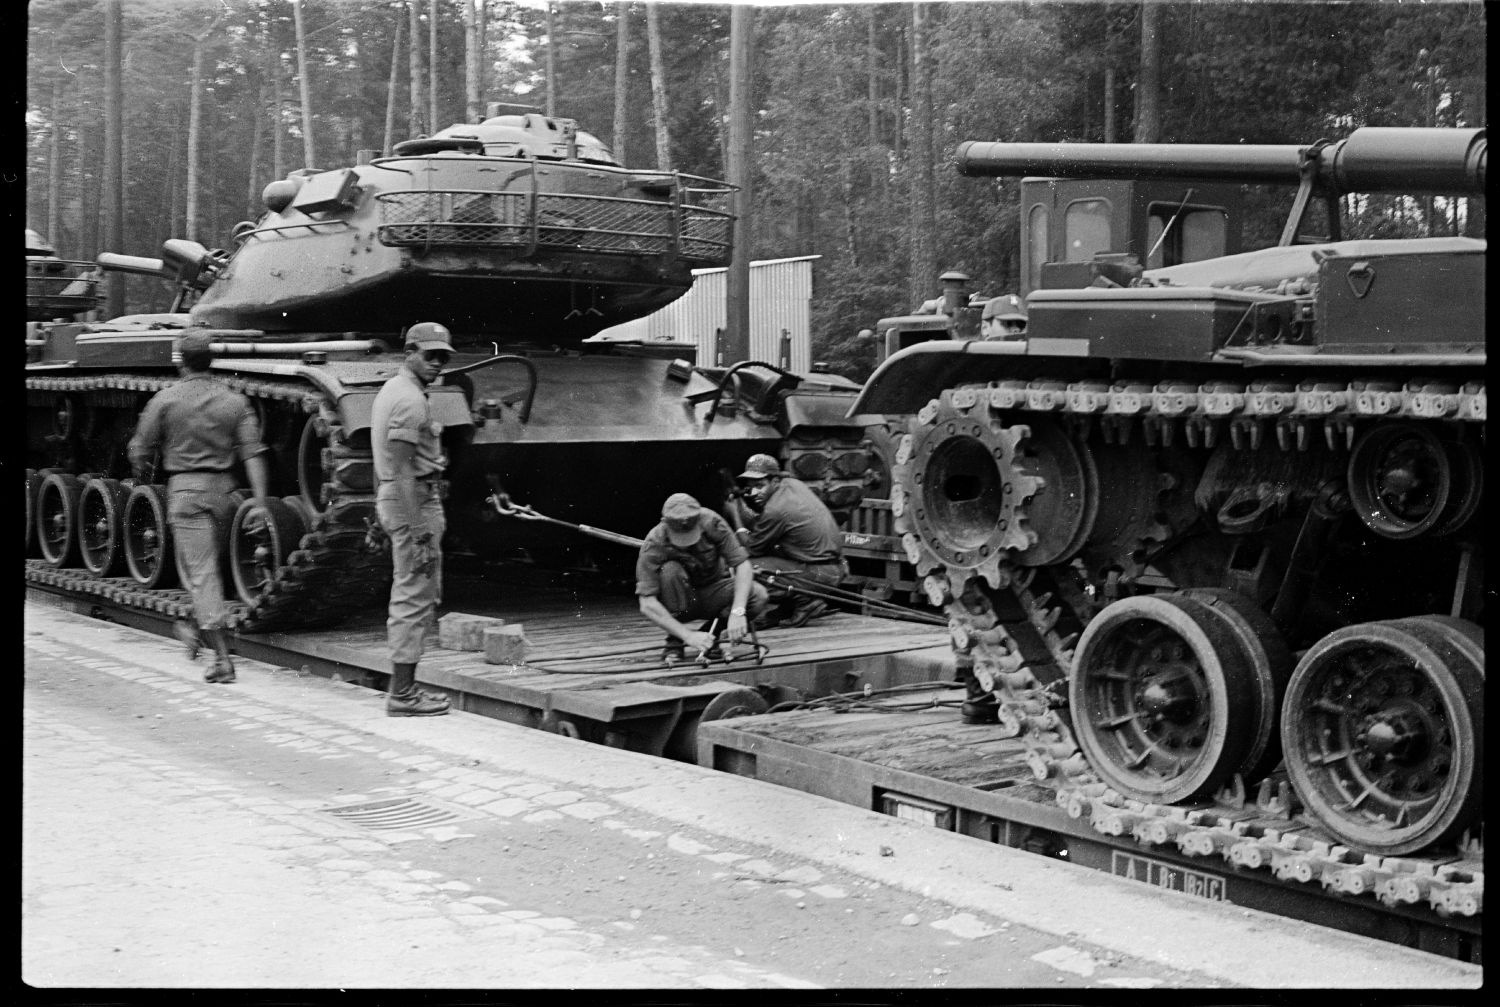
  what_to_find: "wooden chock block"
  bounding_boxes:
[439,612,504,651]
[483,625,528,665]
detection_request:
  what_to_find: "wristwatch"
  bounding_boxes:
[730,607,746,616]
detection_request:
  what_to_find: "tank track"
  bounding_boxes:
[26,373,392,632]
[895,375,1485,921]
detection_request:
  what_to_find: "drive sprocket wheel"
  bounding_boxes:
[891,386,1040,589]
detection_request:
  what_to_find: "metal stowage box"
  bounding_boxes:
[1316,245,1485,353]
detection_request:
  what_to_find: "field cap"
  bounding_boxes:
[982,294,1027,322]
[661,492,704,543]
[739,453,781,480]
[404,321,456,353]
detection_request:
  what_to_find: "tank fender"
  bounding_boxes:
[779,388,876,434]
[849,340,1026,417]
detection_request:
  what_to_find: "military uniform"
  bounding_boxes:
[129,371,266,631]
[372,367,448,664]
[128,350,269,683]
[636,509,769,623]
[734,453,845,629]
[742,475,846,593]
[371,322,456,716]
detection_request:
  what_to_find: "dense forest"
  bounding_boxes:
[24,0,1487,376]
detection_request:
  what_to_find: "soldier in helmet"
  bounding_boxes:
[980,294,1028,340]
[371,322,458,717]
[727,453,845,628]
[128,332,271,684]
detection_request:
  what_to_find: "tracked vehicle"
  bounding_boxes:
[851,126,1485,859]
[26,112,870,631]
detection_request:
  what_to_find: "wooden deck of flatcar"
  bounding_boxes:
[30,560,951,757]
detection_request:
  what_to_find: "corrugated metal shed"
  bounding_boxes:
[591,255,819,374]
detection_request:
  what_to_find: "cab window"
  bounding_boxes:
[1025,203,1050,292]
[1146,203,1229,268]
[1063,198,1113,262]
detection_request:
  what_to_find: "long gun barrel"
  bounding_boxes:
[96,252,170,278]
[956,127,1485,196]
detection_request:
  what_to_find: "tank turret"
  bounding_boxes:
[186,113,735,343]
[25,229,100,322]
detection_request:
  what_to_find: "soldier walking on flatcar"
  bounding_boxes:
[372,323,458,717]
[128,332,270,684]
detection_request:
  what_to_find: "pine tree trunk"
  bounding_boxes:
[348,37,364,157]
[409,0,423,134]
[248,78,267,217]
[465,0,481,123]
[646,2,671,169]
[385,13,403,151]
[724,3,754,364]
[429,0,440,132]
[613,2,628,162]
[187,38,205,241]
[47,79,62,248]
[1134,0,1162,142]
[866,7,879,149]
[103,0,123,312]
[907,3,937,306]
[293,0,317,168]
[545,2,557,117]
[271,49,285,181]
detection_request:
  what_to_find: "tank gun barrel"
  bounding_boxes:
[956,127,1485,196]
[96,252,170,278]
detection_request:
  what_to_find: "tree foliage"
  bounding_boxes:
[26,1,1486,376]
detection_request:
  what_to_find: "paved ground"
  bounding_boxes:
[22,599,1482,990]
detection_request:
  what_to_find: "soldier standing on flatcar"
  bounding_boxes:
[128,332,270,684]
[371,322,456,717]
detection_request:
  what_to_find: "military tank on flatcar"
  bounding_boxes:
[25,112,870,631]
[851,126,1485,858]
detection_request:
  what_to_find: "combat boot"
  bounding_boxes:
[386,689,451,717]
[661,636,686,664]
[173,619,202,661]
[386,661,450,717]
[785,598,829,628]
[202,628,236,684]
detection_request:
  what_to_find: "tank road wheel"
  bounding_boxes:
[1431,436,1483,537]
[1177,588,1294,786]
[37,471,85,567]
[297,414,331,515]
[77,477,130,576]
[1012,419,1098,568]
[123,483,178,588]
[25,468,42,556]
[1347,422,1452,540]
[230,497,309,605]
[1281,618,1483,855]
[1069,593,1259,804]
